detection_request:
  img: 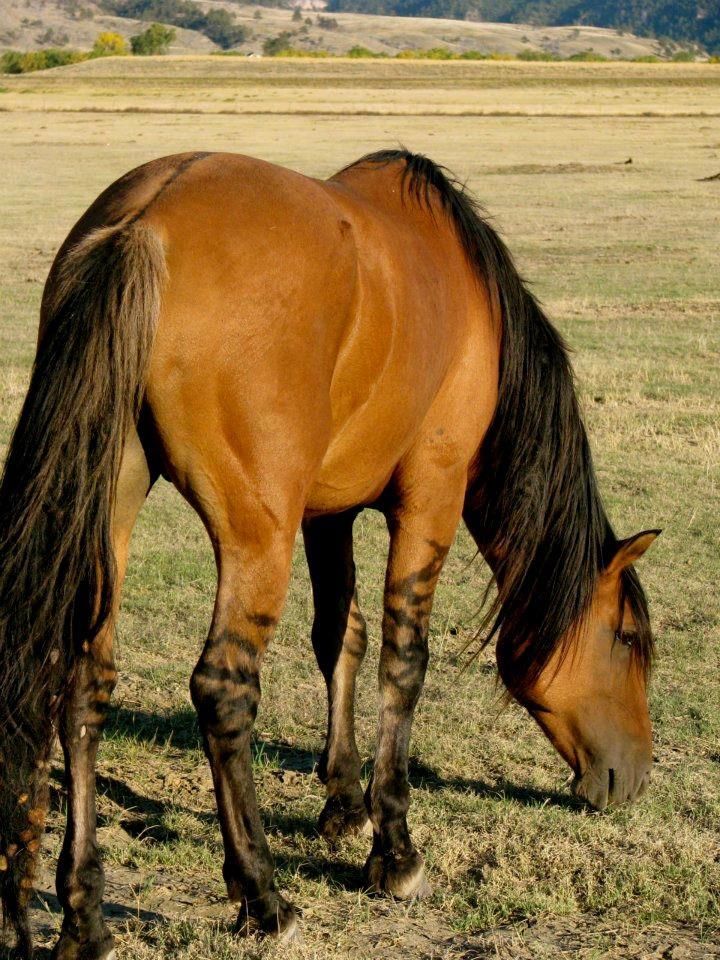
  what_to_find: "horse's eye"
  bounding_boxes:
[614,630,635,648]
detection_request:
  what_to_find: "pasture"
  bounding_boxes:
[1,58,719,959]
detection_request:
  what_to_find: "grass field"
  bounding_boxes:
[1,58,719,959]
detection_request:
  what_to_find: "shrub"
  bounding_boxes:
[292,7,303,21]
[517,48,557,61]
[396,46,454,59]
[0,48,87,73]
[263,31,295,56]
[281,48,331,57]
[672,50,695,61]
[92,30,129,56]
[347,44,376,57]
[568,50,608,61]
[42,48,81,68]
[317,16,339,29]
[130,22,176,54]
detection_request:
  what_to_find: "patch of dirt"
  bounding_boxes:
[21,869,718,960]
[26,861,235,954]
[443,915,720,960]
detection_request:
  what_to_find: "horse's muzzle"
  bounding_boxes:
[571,761,651,811]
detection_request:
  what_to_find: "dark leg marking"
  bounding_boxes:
[364,539,449,899]
[190,629,297,939]
[53,647,117,960]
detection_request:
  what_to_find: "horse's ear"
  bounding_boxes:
[605,529,661,576]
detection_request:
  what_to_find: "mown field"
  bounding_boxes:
[1,58,719,959]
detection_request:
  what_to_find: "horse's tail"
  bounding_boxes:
[0,220,165,955]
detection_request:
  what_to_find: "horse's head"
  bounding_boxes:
[501,530,659,811]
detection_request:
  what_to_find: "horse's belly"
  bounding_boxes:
[307,412,424,513]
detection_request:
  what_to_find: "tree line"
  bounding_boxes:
[98,0,250,48]
[324,0,720,52]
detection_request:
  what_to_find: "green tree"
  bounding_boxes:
[101,1,248,50]
[200,9,248,48]
[263,31,294,55]
[130,22,176,54]
[92,31,129,56]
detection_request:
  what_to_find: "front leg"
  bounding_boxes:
[364,497,462,899]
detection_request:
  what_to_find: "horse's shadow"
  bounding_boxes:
[103,704,580,812]
[41,705,579,907]
[22,704,583,949]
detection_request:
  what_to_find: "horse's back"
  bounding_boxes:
[52,151,492,518]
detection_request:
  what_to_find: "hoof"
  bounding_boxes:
[235,892,299,941]
[276,911,301,946]
[51,930,115,960]
[318,796,372,841]
[363,849,432,900]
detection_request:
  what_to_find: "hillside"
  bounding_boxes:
[0,0,214,53]
[326,1,720,54]
[0,0,691,58]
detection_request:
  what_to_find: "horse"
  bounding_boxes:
[0,148,659,959]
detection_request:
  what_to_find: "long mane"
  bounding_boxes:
[338,149,653,696]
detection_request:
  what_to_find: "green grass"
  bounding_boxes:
[0,57,719,960]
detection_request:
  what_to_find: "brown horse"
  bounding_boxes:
[0,149,659,958]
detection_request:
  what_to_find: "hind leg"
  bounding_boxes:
[190,521,299,940]
[303,512,370,841]
[53,431,153,960]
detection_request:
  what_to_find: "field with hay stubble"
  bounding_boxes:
[0,58,719,959]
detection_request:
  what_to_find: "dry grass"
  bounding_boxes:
[0,57,719,959]
[2,58,720,118]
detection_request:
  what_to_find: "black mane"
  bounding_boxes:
[339,149,653,695]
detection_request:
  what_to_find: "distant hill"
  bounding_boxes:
[0,0,706,58]
[325,1,720,53]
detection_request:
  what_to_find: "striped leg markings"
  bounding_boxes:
[191,616,297,938]
[364,533,451,900]
[53,632,118,960]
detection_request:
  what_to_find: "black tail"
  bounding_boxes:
[0,220,165,955]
